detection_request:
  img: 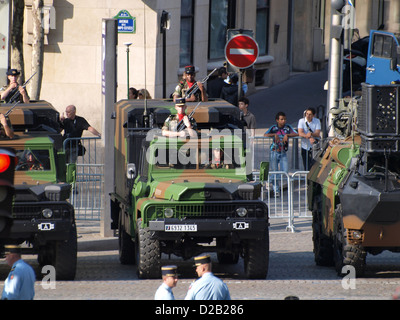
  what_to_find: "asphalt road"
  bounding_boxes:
[248,68,328,129]
[1,218,400,301]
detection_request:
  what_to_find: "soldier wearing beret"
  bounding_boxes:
[162,98,197,138]
[185,254,231,300]
[0,69,30,104]
[154,265,178,300]
[173,65,208,102]
[1,245,36,300]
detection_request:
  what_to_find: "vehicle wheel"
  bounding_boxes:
[135,218,160,279]
[49,222,77,280]
[243,229,269,279]
[312,197,334,266]
[118,213,136,265]
[333,204,366,277]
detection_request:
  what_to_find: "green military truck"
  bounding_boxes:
[0,101,77,280]
[110,99,270,279]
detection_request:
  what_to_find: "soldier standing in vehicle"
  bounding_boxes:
[185,254,231,300]
[0,69,30,104]
[1,245,35,300]
[162,98,197,138]
[154,265,178,300]
[173,65,208,102]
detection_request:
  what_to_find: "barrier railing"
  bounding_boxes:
[63,137,103,220]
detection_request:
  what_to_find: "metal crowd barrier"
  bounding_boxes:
[63,137,103,220]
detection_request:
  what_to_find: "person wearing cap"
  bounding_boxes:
[173,65,208,102]
[0,69,30,104]
[154,265,178,300]
[1,245,35,300]
[185,254,231,300]
[162,98,197,138]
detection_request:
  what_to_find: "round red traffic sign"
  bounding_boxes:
[225,34,259,69]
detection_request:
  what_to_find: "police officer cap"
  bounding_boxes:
[175,97,186,106]
[194,254,211,266]
[161,265,178,277]
[4,245,21,254]
[184,65,195,74]
[6,69,20,76]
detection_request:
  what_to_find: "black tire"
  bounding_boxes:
[135,218,161,279]
[118,213,136,265]
[51,222,78,280]
[312,197,334,266]
[333,204,366,277]
[243,229,269,279]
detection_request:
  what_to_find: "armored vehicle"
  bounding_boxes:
[309,29,400,276]
[0,101,77,280]
[110,99,269,279]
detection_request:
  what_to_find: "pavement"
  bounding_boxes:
[248,67,328,130]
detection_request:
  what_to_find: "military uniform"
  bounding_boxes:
[173,79,202,102]
[154,265,177,300]
[1,69,29,103]
[185,254,231,300]
[173,65,202,102]
[1,245,35,300]
[162,98,197,133]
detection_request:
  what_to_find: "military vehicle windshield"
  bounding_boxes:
[152,145,243,170]
[15,149,51,171]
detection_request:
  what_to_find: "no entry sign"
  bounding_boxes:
[225,34,259,69]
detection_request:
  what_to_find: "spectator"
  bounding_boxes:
[129,87,138,99]
[220,73,239,106]
[297,107,321,170]
[238,97,256,137]
[264,111,297,197]
[60,105,101,162]
[207,67,228,98]
[138,88,152,99]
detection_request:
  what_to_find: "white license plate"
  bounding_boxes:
[165,224,197,232]
[38,223,55,231]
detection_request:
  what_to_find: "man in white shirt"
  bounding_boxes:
[297,107,321,170]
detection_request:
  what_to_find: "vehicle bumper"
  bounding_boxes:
[149,218,268,240]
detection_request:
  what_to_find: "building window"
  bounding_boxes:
[256,0,269,56]
[208,0,236,60]
[180,0,194,67]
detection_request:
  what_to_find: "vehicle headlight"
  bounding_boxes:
[42,208,53,218]
[164,208,174,218]
[236,207,247,217]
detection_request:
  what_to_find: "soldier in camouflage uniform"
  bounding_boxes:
[0,69,30,104]
[173,65,208,103]
[162,98,197,138]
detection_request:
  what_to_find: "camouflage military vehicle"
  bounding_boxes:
[110,99,270,279]
[308,30,400,276]
[0,101,77,280]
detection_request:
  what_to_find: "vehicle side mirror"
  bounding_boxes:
[127,163,136,179]
[259,161,269,181]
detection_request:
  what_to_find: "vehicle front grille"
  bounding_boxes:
[149,201,267,219]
